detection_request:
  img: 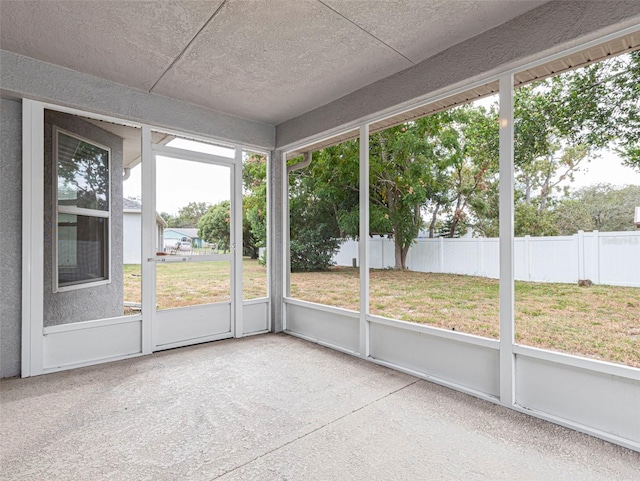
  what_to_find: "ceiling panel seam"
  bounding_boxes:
[148,0,228,93]
[316,0,415,65]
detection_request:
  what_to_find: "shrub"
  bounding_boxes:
[290,227,340,272]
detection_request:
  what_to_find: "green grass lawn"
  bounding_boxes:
[124,262,639,368]
[123,259,267,310]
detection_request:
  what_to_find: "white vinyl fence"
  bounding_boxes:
[333,230,640,287]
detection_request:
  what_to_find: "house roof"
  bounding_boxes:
[123,198,142,210]
[165,228,200,239]
[0,0,548,126]
[123,198,168,228]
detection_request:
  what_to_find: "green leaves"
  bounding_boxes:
[198,200,231,251]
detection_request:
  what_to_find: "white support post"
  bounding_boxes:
[282,151,290,331]
[21,99,45,377]
[233,148,244,338]
[264,151,272,327]
[524,235,531,281]
[283,152,291,299]
[478,237,484,277]
[592,230,600,284]
[499,74,515,406]
[141,125,156,353]
[439,237,444,273]
[577,230,585,281]
[359,125,370,358]
[267,149,284,332]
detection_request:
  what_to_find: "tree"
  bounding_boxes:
[243,153,268,259]
[198,201,231,251]
[168,201,211,228]
[553,184,640,234]
[438,105,499,238]
[512,51,640,234]
[369,119,446,268]
[282,51,640,269]
[287,146,356,271]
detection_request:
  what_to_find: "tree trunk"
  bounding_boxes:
[394,241,403,269]
[394,241,409,269]
[429,203,440,238]
[401,245,409,269]
[449,194,463,238]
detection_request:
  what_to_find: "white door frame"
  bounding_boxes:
[21,100,251,376]
[146,142,240,350]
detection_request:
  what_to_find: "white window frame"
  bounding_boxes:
[53,126,112,292]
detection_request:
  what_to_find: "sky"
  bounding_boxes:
[568,151,640,190]
[123,130,640,215]
[124,138,234,215]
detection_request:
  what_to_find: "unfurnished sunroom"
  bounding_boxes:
[1,0,639,469]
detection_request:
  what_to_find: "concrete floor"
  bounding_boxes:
[1,334,638,481]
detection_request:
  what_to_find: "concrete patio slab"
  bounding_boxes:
[1,334,637,480]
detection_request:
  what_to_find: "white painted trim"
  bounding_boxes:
[359,124,370,358]
[54,124,112,153]
[283,151,291,300]
[54,279,111,293]
[141,125,155,354]
[284,297,360,318]
[510,404,640,453]
[233,147,244,338]
[242,330,270,337]
[513,344,640,381]
[148,254,232,263]
[43,314,142,334]
[263,151,271,324]
[369,357,499,402]
[499,73,515,407]
[243,297,269,306]
[285,330,359,356]
[367,314,499,349]
[57,206,110,217]
[152,144,236,167]
[150,142,235,349]
[20,100,265,376]
[52,126,111,292]
[154,332,233,351]
[149,125,236,152]
[42,353,144,375]
[22,99,45,377]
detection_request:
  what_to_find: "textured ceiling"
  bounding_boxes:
[0,0,548,125]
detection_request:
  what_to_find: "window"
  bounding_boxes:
[55,128,110,290]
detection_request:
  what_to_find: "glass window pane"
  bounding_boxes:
[57,131,110,211]
[57,214,108,286]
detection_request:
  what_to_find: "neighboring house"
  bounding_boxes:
[123,198,168,264]
[163,228,204,250]
[635,207,640,228]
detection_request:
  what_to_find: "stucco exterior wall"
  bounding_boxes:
[0,50,275,150]
[0,97,22,377]
[43,110,124,326]
[123,212,142,265]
